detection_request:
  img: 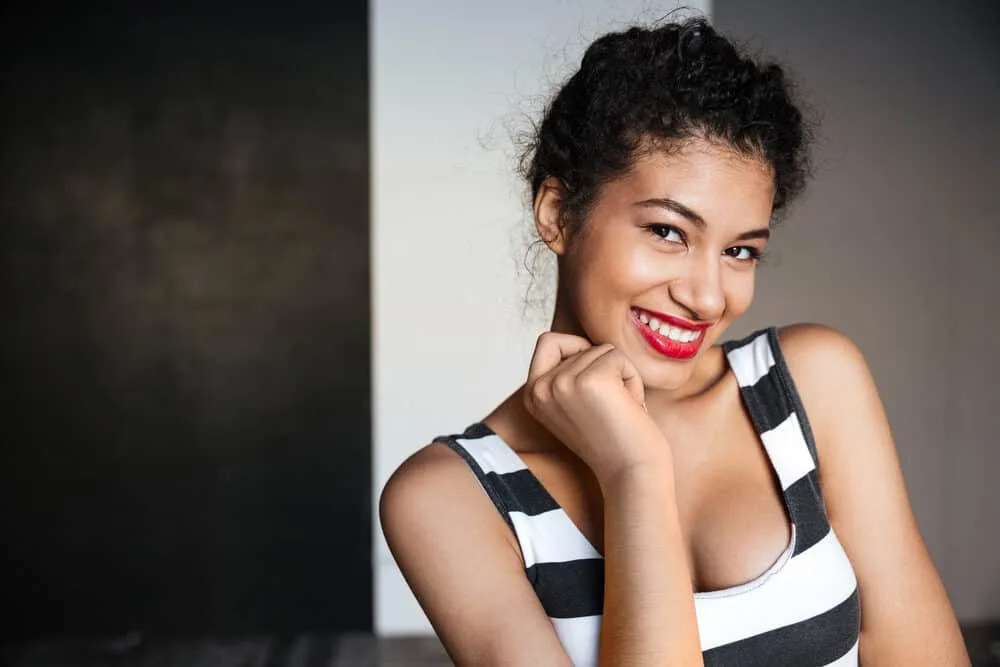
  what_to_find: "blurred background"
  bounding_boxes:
[2,0,997,665]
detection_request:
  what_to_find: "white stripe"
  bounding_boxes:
[727,333,775,387]
[760,412,815,490]
[510,509,601,569]
[551,615,601,667]
[695,529,857,651]
[821,639,859,666]
[455,434,527,475]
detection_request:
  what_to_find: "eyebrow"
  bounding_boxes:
[635,197,771,241]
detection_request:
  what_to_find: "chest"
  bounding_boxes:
[521,390,793,594]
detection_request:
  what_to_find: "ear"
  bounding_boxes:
[533,177,568,256]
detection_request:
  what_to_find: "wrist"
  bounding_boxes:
[596,450,676,496]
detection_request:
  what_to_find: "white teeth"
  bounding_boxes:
[658,322,700,343]
[635,309,702,343]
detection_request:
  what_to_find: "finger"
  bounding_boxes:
[589,348,646,407]
[557,342,616,379]
[526,332,592,383]
[543,343,616,400]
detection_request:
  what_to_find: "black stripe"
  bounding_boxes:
[743,367,796,434]
[437,424,564,517]
[486,469,560,516]
[767,327,822,467]
[460,422,494,440]
[434,436,517,535]
[726,329,833,557]
[726,328,822,468]
[785,470,831,555]
[702,588,860,667]
[526,559,604,619]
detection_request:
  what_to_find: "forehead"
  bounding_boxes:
[602,139,776,227]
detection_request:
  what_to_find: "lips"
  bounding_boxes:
[630,307,709,360]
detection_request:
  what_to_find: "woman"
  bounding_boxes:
[380,17,969,667]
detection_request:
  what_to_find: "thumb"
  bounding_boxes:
[619,357,646,408]
[595,349,645,408]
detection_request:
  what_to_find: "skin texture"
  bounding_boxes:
[380,138,970,666]
[540,141,773,396]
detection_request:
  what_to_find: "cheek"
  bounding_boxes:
[584,233,673,291]
[724,272,756,317]
[623,246,678,288]
[564,239,659,330]
[571,231,643,291]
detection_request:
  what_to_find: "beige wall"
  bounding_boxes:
[715,0,1000,621]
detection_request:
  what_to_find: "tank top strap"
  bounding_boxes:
[723,326,832,555]
[432,423,561,535]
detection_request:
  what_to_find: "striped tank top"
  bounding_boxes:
[434,327,861,666]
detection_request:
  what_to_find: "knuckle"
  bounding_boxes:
[551,373,574,397]
[528,380,549,405]
[536,331,557,348]
[576,369,604,394]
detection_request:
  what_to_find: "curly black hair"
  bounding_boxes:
[520,17,812,234]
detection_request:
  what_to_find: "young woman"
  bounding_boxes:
[380,17,969,667]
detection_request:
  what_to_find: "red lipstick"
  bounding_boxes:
[630,307,710,360]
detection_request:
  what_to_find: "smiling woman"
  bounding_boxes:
[379,16,970,667]
[535,145,776,375]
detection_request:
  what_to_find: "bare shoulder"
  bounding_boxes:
[775,322,868,382]
[380,442,456,523]
[773,330,968,663]
[380,440,516,554]
[774,323,875,448]
[380,441,572,665]
[381,439,473,500]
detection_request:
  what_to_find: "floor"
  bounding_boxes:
[3,626,999,666]
[0,635,450,667]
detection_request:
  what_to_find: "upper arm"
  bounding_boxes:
[777,323,969,665]
[379,442,573,667]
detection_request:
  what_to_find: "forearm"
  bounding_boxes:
[597,443,703,666]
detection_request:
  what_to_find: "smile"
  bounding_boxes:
[630,307,709,360]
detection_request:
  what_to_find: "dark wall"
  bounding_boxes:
[1,5,371,637]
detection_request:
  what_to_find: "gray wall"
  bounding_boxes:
[715,0,999,622]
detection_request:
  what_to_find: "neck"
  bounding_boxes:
[548,288,586,338]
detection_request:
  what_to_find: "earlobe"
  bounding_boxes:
[533,177,567,256]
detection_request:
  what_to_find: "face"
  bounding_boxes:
[537,138,776,392]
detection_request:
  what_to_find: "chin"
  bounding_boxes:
[626,327,722,394]
[635,362,698,393]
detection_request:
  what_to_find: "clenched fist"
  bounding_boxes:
[524,332,673,486]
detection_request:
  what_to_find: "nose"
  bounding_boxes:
[667,253,725,322]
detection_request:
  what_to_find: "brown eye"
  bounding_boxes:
[648,224,684,243]
[725,246,761,261]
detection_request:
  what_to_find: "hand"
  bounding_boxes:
[524,332,672,485]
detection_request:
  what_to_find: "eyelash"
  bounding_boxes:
[645,224,764,263]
